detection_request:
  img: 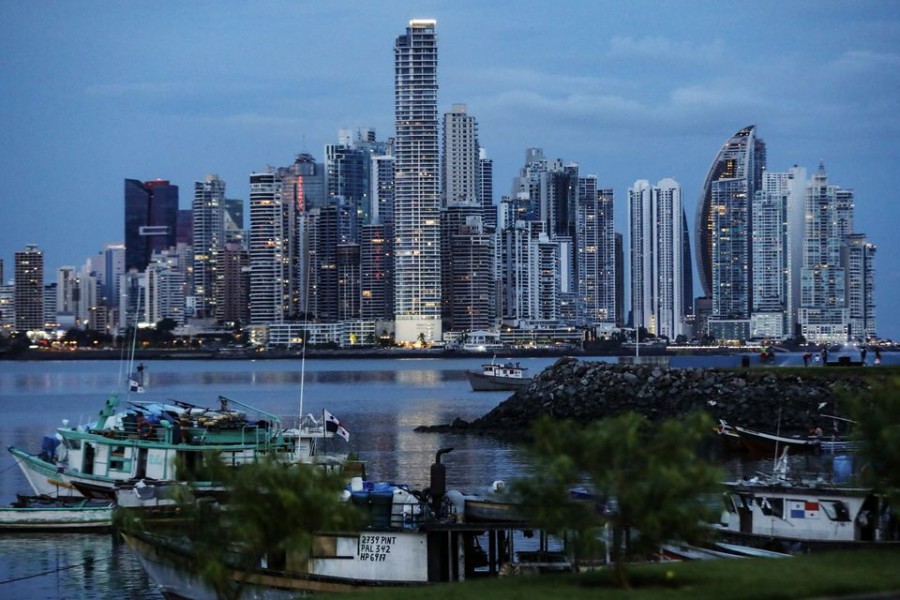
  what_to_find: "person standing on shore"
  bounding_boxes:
[875,348,882,365]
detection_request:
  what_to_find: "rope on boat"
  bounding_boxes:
[0,553,113,585]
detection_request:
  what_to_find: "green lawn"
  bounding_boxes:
[328,548,900,599]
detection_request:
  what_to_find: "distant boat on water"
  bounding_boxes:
[466,358,532,392]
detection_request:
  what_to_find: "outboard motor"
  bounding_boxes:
[430,447,454,515]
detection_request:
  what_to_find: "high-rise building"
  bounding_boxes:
[750,170,797,339]
[442,104,479,206]
[248,171,292,325]
[219,242,250,326]
[845,233,876,341]
[393,19,442,343]
[614,232,624,327]
[695,125,766,340]
[248,155,326,326]
[799,163,853,343]
[224,198,246,247]
[371,150,395,226]
[326,131,373,226]
[360,223,394,321]
[629,178,684,340]
[441,201,495,332]
[576,176,616,326]
[478,148,495,231]
[193,174,226,319]
[0,280,15,333]
[124,179,179,272]
[87,243,125,309]
[145,249,185,326]
[680,210,694,319]
[14,244,44,332]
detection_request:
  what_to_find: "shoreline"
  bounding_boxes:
[2,345,894,362]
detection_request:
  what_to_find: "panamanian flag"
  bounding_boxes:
[790,500,819,519]
[324,409,350,442]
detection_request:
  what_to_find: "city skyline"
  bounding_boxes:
[2,2,899,338]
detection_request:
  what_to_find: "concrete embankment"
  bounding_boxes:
[424,357,881,436]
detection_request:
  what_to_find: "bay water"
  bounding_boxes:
[0,353,878,598]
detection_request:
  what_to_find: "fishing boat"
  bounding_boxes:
[0,495,114,531]
[466,359,532,392]
[121,450,570,598]
[8,396,348,500]
[715,448,898,551]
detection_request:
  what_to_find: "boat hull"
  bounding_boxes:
[466,371,532,392]
[9,447,88,498]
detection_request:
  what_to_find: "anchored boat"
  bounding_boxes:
[8,394,347,500]
[466,359,532,392]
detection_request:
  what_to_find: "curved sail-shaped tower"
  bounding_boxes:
[694,126,766,319]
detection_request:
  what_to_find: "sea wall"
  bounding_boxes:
[433,357,876,436]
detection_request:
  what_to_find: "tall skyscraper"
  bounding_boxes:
[14,244,44,332]
[478,148,496,230]
[248,155,326,325]
[124,179,179,272]
[393,19,441,343]
[248,171,293,325]
[442,104,479,206]
[193,174,226,320]
[799,163,854,343]
[749,168,806,339]
[750,177,789,339]
[845,233,876,341]
[576,176,616,326]
[629,178,684,340]
[695,125,766,340]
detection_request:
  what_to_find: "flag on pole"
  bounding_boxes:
[323,409,350,442]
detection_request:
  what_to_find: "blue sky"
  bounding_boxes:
[2,1,899,338]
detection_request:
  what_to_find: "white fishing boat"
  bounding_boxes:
[715,448,898,550]
[466,358,532,392]
[8,398,348,500]
[121,451,570,598]
[0,495,114,531]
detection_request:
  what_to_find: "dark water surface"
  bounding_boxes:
[0,353,881,598]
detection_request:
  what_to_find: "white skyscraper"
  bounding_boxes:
[393,19,442,343]
[629,178,684,340]
[845,233,876,340]
[193,174,225,320]
[799,163,853,343]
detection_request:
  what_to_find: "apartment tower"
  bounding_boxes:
[393,19,442,343]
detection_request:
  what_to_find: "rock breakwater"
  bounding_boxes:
[422,357,876,437]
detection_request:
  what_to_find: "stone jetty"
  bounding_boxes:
[420,357,875,437]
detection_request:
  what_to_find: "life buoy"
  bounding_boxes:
[137,418,153,438]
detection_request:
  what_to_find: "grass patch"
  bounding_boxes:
[328,548,900,599]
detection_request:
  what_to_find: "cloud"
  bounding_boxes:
[606,35,725,64]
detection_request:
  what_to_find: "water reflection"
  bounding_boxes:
[0,533,162,600]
